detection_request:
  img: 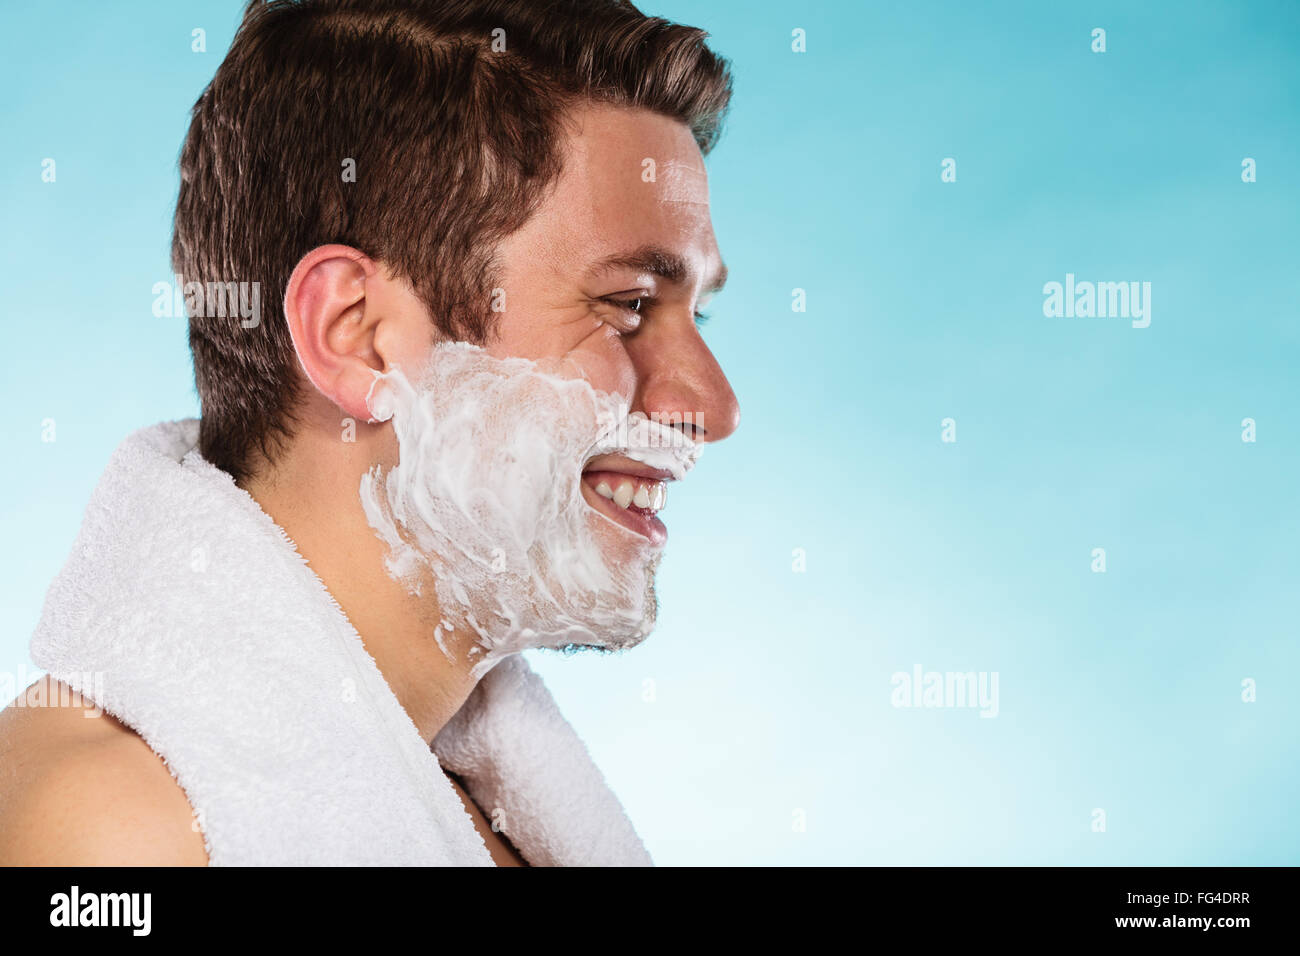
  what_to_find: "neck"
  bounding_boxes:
[239,428,481,745]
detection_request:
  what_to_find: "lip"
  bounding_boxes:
[583,455,676,482]
[580,456,672,547]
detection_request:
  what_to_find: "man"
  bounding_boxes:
[0,0,738,866]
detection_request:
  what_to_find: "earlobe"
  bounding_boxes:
[284,244,383,422]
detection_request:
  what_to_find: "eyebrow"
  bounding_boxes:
[588,245,728,295]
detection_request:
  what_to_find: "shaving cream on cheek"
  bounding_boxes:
[359,342,700,679]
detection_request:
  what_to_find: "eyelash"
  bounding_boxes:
[604,296,711,328]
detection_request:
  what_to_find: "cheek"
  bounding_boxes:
[482,304,637,397]
[561,328,638,398]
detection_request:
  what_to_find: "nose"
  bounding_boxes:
[628,324,740,445]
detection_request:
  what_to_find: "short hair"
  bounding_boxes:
[172,0,733,482]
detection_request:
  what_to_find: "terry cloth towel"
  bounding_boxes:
[28,419,653,867]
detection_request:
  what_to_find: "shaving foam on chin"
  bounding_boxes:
[359,342,699,679]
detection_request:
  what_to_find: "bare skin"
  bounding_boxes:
[0,677,208,865]
[0,103,739,865]
[445,772,528,867]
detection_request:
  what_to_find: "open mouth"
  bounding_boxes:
[580,456,673,548]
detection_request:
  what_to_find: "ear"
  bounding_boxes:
[283,244,392,422]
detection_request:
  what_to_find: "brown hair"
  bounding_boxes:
[172,0,732,483]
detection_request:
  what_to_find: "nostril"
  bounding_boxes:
[642,410,707,440]
[675,419,704,440]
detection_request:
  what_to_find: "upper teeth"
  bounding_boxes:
[613,482,634,509]
[593,477,667,512]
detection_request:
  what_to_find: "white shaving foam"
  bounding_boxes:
[359,342,699,679]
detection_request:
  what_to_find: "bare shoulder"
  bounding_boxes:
[0,677,210,865]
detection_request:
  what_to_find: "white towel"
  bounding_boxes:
[28,419,653,866]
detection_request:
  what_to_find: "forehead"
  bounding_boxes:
[535,103,718,270]
[561,104,709,201]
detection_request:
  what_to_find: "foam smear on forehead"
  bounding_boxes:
[359,341,699,679]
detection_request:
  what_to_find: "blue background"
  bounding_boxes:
[2,0,1297,864]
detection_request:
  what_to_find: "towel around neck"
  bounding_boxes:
[29,419,653,866]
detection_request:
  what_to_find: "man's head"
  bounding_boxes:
[173,0,739,662]
[174,0,735,481]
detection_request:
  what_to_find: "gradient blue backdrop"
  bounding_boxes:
[2,0,1297,865]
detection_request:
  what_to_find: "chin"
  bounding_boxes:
[538,526,663,655]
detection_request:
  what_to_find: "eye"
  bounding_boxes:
[599,295,709,331]
[600,295,648,334]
